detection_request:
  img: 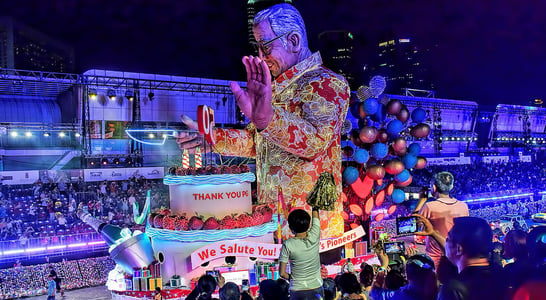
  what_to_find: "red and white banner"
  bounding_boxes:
[190,226,366,268]
[319,226,365,253]
[191,241,281,268]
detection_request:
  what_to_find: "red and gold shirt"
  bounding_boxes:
[214,52,350,238]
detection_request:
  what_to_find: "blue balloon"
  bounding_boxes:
[363,98,379,115]
[408,143,421,156]
[392,189,406,204]
[343,166,360,185]
[370,104,386,122]
[354,148,370,164]
[402,154,418,169]
[394,169,410,182]
[370,143,388,159]
[386,119,404,136]
[411,107,427,123]
[350,102,361,119]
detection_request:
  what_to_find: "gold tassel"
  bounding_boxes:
[306,172,338,211]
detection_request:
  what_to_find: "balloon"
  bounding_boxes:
[386,99,402,115]
[342,146,354,158]
[397,106,410,123]
[367,165,385,180]
[378,94,390,105]
[352,176,374,199]
[374,213,385,222]
[364,197,374,215]
[392,189,405,204]
[408,143,421,155]
[369,76,387,97]
[415,156,427,169]
[394,169,410,182]
[392,137,407,152]
[384,160,405,175]
[377,129,389,143]
[402,154,418,169]
[359,126,378,143]
[370,143,388,159]
[396,175,413,187]
[387,204,397,214]
[411,107,427,123]
[370,104,386,122]
[387,183,395,195]
[410,123,431,138]
[350,130,362,147]
[357,85,373,101]
[354,148,370,164]
[350,101,361,119]
[363,98,379,115]
[357,118,367,130]
[386,119,404,136]
[343,166,359,185]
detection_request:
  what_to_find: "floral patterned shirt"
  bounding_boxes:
[214,52,350,238]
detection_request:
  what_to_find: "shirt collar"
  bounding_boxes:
[273,52,323,94]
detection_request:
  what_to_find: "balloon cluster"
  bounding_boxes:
[342,76,430,225]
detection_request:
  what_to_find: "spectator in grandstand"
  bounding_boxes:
[47,274,56,300]
[414,171,469,269]
[359,263,374,299]
[502,229,533,294]
[338,272,364,299]
[48,265,64,297]
[322,277,337,300]
[185,274,218,300]
[218,282,240,300]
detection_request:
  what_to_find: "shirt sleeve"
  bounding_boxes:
[214,127,256,158]
[260,74,349,160]
[308,217,321,244]
[279,242,289,263]
[420,202,431,219]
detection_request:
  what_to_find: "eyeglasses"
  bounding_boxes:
[251,31,292,56]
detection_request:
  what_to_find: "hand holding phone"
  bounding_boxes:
[396,216,419,236]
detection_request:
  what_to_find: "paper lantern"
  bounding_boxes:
[415,156,427,169]
[387,204,397,214]
[349,204,363,216]
[375,190,386,207]
[354,148,370,164]
[359,126,378,144]
[371,143,388,159]
[364,197,374,215]
[392,189,405,204]
[343,166,359,185]
[367,165,385,180]
[411,107,427,123]
[375,213,385,222]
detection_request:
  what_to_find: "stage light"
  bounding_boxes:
[101,158,108,165]
[75,132,81,137]
[113,158,120,165]
[125,157,133,166]
[107,89,116,100]
[148,91,154,101]
[88,88,98,100]
[44,132,50,137]
[25,131,32,137]
[89,160,95,166]
[125,90,134,101]
[148,133,155,138]
[59,132,66,137]
[10,131,18,137]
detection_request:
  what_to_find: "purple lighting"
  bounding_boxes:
[88,241,106,246]
[47,245,67,250]
[67,243,88,248]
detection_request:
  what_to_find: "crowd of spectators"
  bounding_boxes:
[0,176,168,246]
[0,256,115,299]
[469,198,546,222]
[412,161,546,197]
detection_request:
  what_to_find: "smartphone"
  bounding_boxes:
[384,241,405,254]
[241,279,250,291]
[206,270,219,279]
[396,216,419,236]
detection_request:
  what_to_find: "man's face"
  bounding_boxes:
[445,233,459,264]
[253,20,298,78]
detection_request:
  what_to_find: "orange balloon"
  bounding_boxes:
[410,123,431,138]
[385,160,405,175]
[387,183,395,195]
[376,179,383,185]
[364,197,374,215]
[375,190,386,207]
[359,126,378,144]
[367,165,385,180]
[392,137,407,152]
[415,157,427,169]
[349,204,363,216]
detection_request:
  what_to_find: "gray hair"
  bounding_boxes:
[433,171,454,194]
[253,3,308,48]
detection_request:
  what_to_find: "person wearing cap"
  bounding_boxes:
[414,171,468,269]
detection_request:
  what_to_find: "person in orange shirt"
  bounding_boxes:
[177,3,349,239]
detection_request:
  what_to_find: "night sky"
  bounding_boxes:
[2,0,545,107]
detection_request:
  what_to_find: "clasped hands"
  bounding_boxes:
[177,55,274,152]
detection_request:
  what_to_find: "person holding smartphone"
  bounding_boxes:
[413,171,468,269]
